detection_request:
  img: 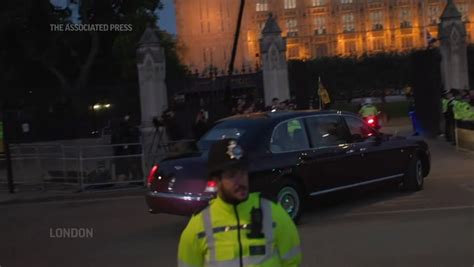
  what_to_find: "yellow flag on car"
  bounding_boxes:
[318,79,331,105]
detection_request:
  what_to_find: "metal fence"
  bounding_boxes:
[0,143,145,191]
[0,140,198,191]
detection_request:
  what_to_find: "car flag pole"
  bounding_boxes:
[318,76,322,110]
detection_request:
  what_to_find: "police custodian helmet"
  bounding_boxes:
[207,138,248,176]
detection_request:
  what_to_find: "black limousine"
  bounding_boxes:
[146,110,430,222]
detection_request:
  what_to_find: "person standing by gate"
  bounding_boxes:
[178,138,302,267]
[442,89,456,143]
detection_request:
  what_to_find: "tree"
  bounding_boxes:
[0,0,164,94]
[1,0,193,140]
[288,52,415,102]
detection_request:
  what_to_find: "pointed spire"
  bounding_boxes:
[139,23,161,46]
[440,0,462,20]
[262,13,282,35]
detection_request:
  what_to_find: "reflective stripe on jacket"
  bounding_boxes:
[178,193,302,267]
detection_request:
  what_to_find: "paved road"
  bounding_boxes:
[0,139,473,267]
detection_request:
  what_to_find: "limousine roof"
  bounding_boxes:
[220,110,353,122]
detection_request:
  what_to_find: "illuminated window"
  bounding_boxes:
[314,16,327,35]
[427,5,440,25]
[342,13,355,33]
[314,44,328,57]
[288,46,299,59]
[373,38,384,51]
[256,0,268,12]
[284,0,296,9]
[401,36,413,49]
[203,48,209,64]
[341,0,353,4]
[344,41,356,54]
[400,9,412,28]
[312,0,325,7]
[286,19,298,37]
[370,11,384,30]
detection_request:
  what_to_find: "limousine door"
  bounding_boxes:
[343,115,407,182]
[303,115,363,193]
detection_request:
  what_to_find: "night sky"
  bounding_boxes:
[159,0,177,34]
[50,0,177,34]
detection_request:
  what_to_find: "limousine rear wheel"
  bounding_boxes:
[403,156,424,191]
[277,180,303,223]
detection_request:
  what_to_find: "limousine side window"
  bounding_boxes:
[344,116,377,143]
[270,119,310,152]
[305,116,351,147]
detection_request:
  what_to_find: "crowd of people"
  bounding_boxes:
[230,96,297,115]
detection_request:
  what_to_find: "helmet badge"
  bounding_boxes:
[226,140,243,160]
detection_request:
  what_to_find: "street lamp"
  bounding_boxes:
[91,103,112,111]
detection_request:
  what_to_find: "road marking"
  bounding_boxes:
[0,195,144,208]
[345,205,474,217]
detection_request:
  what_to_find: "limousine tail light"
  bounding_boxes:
[204,180,217,193]
[147,165,159,188]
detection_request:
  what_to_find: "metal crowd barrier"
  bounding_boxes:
[0,144,66,187]
[0,140,199,191]
[75,143,145,190]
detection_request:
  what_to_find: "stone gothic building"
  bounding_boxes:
[175,0,473,73]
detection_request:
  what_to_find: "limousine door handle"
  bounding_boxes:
[359,148,367,152]
[346,149,355,154]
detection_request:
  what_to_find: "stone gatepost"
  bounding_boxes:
[137,25,168,166]
[439,0,470,91]
[260,14,290,106]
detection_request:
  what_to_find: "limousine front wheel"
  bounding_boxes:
[277,180,303,223]
[403,156,424,191]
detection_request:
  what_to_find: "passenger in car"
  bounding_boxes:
[290,129,307,150]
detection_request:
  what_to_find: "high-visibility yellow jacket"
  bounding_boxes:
[453,100,474,121]
[178,193,302,267]
[441,99,448,114]
[359,104,378,117]
[288,119,302,137]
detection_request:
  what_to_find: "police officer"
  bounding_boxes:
[442,89,456,142]
[178,138,302,267]
[453,91,474,122]
[359,98,380,128]
[358,98,379,118]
